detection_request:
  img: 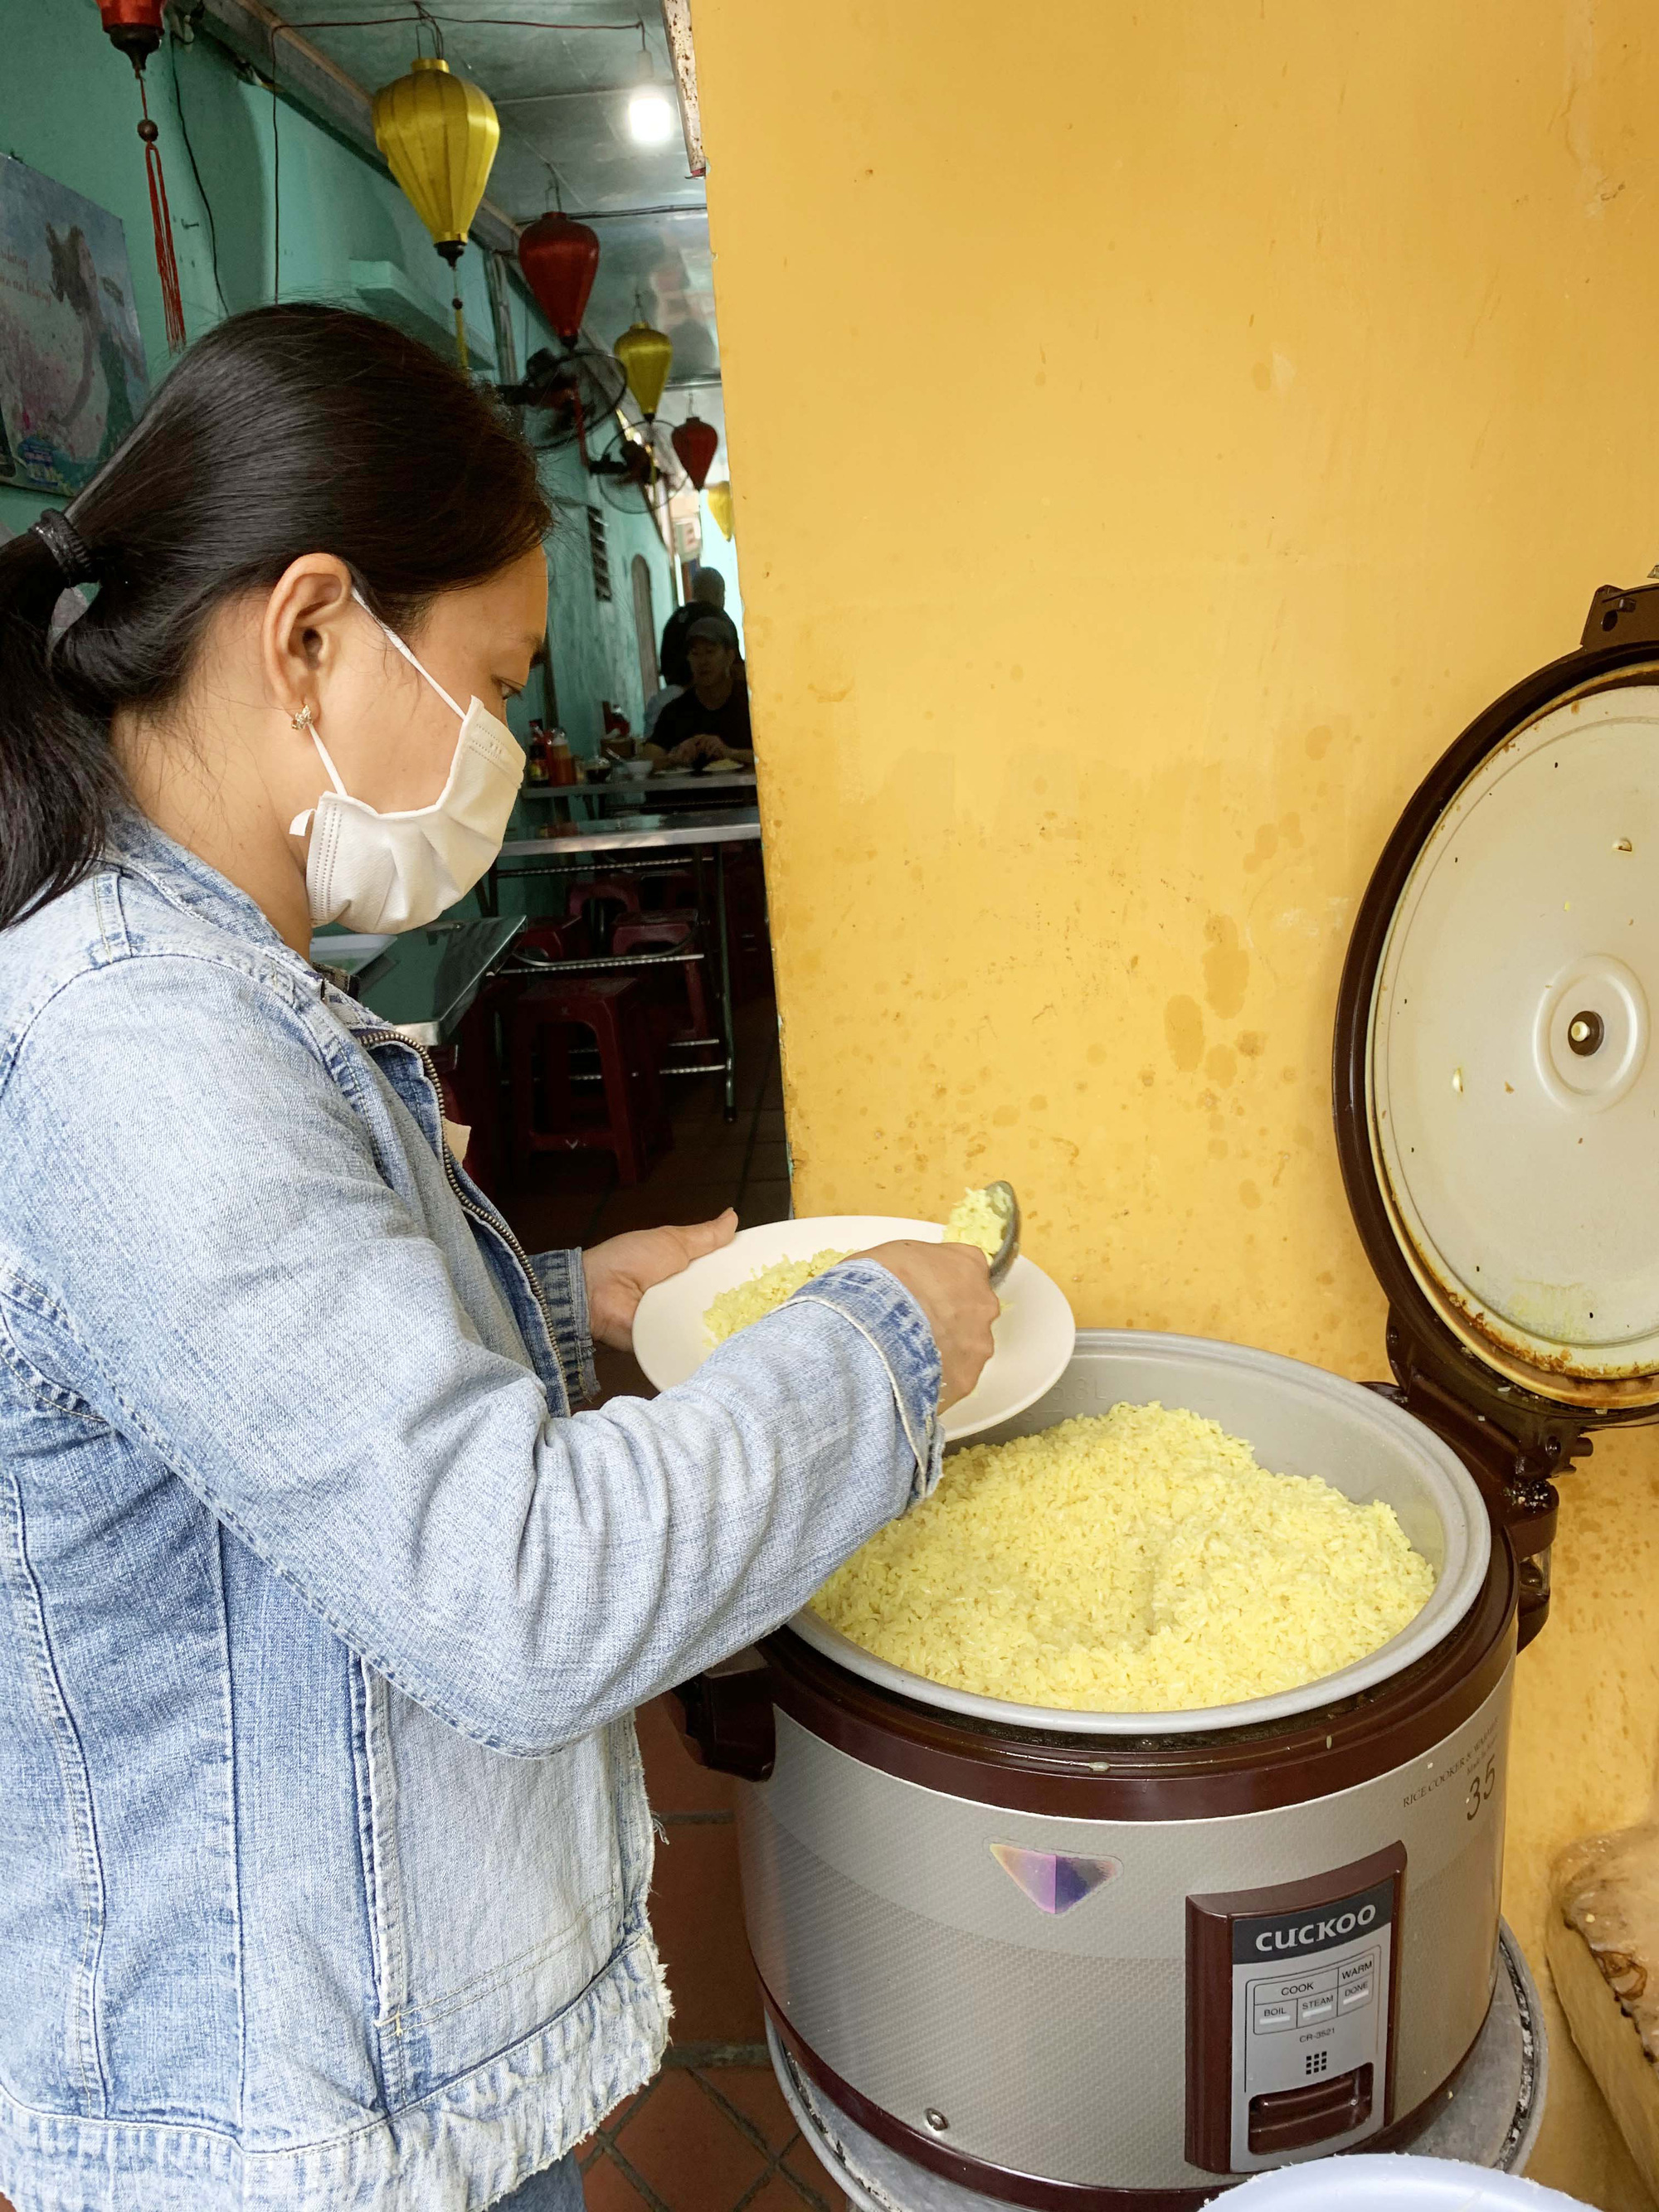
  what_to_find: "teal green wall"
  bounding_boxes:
[0,0,677,794]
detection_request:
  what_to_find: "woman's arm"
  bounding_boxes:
[518,1218,742,1411]
[6,957,941,1757]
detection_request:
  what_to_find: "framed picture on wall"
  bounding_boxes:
[0,155,148,495]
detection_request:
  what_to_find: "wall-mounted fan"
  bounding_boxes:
[499,345,628,465]
[587,417,685,514]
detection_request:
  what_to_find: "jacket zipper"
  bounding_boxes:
[405,1038,563,1355]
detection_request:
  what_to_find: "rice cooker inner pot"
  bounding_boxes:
[788,1329,1491,1738]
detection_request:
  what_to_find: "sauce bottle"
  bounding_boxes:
[524,719,550,785]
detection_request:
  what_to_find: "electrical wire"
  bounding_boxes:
[270,58,281,300]
[282,13,643,29]
[521,202,701,219]
[168,36,228,318]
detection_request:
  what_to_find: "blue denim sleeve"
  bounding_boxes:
[525,1247,600,1407]
[781,1261,944,1500]
[7,958,941,1758]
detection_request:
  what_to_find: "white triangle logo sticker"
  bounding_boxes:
[990,1844,1121,1915]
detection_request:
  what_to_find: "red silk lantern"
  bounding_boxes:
[98,0,163,62]
[670,414,719,491]
[97,0,186,353]
[518,213,601,348]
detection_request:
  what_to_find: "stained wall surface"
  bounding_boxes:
[687,2,1659,2200]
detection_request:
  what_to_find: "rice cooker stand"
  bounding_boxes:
[670,580,1659,2212]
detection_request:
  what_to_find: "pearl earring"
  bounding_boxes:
[291,703,314,734]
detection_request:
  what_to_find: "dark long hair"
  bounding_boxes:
[0,303,550,930]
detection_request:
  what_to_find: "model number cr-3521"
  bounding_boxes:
[1465,1756,1498,1821]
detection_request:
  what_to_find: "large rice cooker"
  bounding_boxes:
[672,578,1659,2208]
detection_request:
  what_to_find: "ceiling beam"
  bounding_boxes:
[554,204,707,222]
[195,0,522,254]
[659,0,703,177]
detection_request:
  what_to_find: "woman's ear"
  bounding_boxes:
[260,554,358,726]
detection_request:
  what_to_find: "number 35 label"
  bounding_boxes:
[1466,1755,1499,1821]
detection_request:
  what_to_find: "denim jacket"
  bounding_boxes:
[0,811,944,2212]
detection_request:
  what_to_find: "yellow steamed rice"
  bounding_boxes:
[703,1185,1006,1345]
[942,1186,1007,1260]
[704,1249,850,1345]
[811,1401,1434,1713]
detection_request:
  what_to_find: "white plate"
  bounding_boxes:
[630,1215,1077,1441]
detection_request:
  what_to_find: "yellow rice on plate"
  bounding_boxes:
[811,1401,1434,1713]
[703,1188,1005,1346]
[704,1249,851,1345]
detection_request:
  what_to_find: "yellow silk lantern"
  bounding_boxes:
[372,56,499,367]
[613,320,673,422]
[706,480,735,540]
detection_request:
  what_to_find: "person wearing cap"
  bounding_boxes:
[658,566,730,688]
[645,610,755,766]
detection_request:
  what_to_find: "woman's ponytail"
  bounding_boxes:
[0,523,125,931]
[0,301,551,936]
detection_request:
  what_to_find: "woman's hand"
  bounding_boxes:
[583,1211,737,1350]
[853,1240,1000,1409]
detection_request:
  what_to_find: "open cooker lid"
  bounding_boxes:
[1335,581,1659,1472]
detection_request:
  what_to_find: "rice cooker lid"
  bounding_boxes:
[1335,581,1659,1422]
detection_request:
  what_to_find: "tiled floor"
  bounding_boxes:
[0,1003,810,2212]
[499,994,840,2210]
[575,1703,835,2212]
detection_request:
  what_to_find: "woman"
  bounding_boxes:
[0,306,996,2212]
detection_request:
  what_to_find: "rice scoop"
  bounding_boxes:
[812,1401,1435,1714]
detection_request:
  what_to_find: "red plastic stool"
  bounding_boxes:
[516,919,571,958]
[613,914,712,1046]
[508,975,669,1185]
[564,875,641,952]
[512,917,594,970]
[635,866,698,912]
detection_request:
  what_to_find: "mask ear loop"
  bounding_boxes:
[351,586,467,722]
[289,725,353,838]
[289,593,470,838]
[290,588,479,840]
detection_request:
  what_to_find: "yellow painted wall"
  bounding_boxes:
[690,2,1659,2200]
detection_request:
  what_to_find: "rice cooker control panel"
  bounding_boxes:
[1185,1844,1404,2175]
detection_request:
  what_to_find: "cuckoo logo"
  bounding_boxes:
[990,1845,1121,1915]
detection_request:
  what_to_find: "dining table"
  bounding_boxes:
[484,809,762,1121]
[309,915,527,1048]
[515,768,757,827]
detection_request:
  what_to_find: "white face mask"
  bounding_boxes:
[289,591,523,933]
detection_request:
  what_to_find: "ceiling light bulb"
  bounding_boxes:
[627,86,676,145]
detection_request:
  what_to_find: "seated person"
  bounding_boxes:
[640,681,682,738]
[645,614,754,766]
